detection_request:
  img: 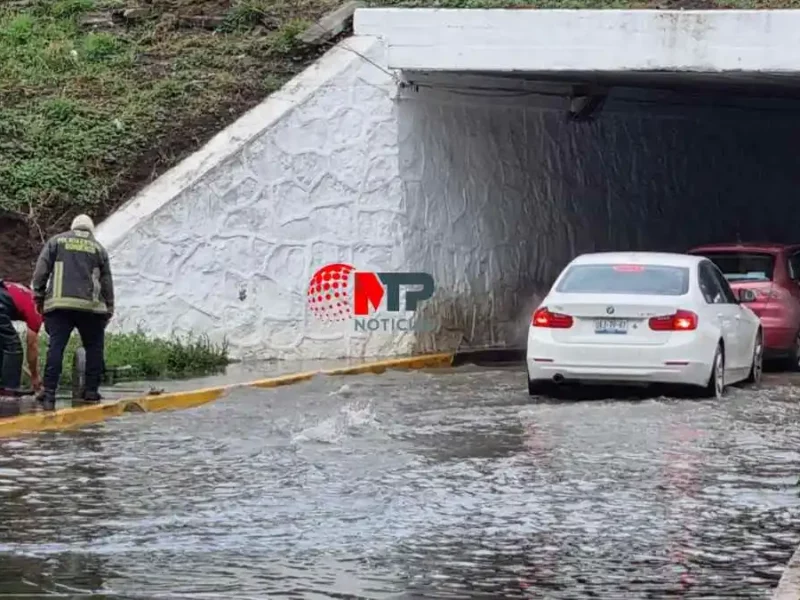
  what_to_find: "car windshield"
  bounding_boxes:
[556,264,690,295]
[699,252,775,282]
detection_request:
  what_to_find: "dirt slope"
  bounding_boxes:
[0,0,337,282]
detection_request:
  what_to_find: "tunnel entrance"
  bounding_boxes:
[399,69,800,351]
[350,8,800,353]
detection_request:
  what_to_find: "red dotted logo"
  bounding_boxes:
[307,263,355,322]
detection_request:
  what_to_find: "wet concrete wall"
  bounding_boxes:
[401,84,800,351]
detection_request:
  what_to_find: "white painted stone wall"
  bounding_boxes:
[98,36,415,361]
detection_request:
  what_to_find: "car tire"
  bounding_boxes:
[745,329,764,385]
[700,344,725,399]
[527,371,552,397]
[784,331,800,372]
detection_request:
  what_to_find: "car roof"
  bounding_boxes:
[570,251,702,268]
[689,242,800,254]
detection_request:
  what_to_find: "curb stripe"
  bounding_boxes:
[0,352,457,438]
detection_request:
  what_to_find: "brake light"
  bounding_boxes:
[532,307,573,328]
[648,310,698,331]
[613,264,644,272]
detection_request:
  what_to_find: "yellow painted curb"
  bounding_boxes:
[324,352,455,375]
[131,387,227,413]
[248,371,318,389]
[0,401,127,438]
[0,352,456,439]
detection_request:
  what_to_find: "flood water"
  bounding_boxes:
[0,365,799,599]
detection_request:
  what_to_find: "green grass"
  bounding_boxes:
[20,328,231,390]
[0,0,335,234]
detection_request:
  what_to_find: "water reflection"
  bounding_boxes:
[0,367,794,598]
[0,427,117,598]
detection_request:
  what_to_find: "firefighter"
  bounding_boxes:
[31,215,114,410]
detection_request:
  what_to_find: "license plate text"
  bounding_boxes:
[594,319,629,334]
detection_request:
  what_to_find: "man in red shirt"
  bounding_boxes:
[0,281,42,394]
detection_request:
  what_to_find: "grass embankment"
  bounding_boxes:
[0,0,336,280]
[20,329,230,389]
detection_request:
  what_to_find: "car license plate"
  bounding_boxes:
[594,318,629,334]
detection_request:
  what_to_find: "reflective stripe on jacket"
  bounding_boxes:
[31,229,114,315]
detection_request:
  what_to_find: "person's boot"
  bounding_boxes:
[35,390,56,411]
[82,390,103,404]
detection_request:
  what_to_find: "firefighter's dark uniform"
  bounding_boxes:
[31,225,114,408]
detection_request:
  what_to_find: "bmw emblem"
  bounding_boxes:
[606,306,615,315]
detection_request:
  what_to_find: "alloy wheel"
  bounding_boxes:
[752,336,763,384]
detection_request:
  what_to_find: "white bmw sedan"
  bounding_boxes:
[526,252,763,399]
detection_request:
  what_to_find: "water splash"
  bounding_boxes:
[291,400,380,444]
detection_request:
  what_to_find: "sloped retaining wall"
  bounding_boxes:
[96,36,414,361]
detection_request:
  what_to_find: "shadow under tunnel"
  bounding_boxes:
[397,71,800,353]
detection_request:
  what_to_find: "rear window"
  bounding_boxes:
[556,264,690,295]
[699,252,775,282]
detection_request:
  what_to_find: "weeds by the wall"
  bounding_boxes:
[20,327,230,388]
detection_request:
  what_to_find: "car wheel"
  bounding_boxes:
[745,330,763,385]
[700,344,725,399]
[527,374,552,397]
[785,331,800,372]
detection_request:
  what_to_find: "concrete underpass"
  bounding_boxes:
[96,8,800,362]
[399,69,800,354]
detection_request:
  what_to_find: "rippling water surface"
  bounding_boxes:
[0,365,799,599]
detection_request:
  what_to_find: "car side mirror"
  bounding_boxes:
[737,288,757,303]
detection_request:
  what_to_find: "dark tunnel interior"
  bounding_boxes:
[397,70,800,350]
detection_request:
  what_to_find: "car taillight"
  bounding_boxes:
[532,307,573,329]
[648,310,698,331]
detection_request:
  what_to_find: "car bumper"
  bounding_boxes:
[526,333,713,388]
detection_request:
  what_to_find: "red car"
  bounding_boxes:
[687,243,800,369]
